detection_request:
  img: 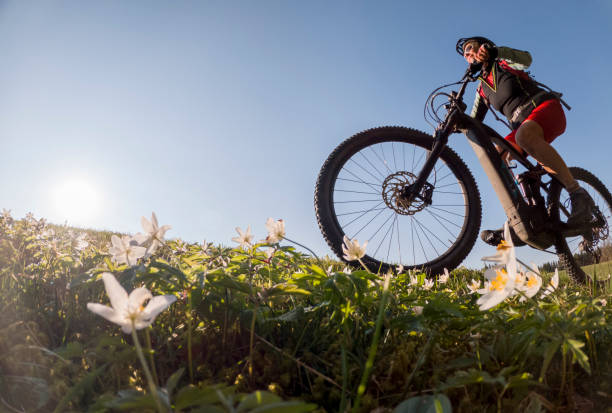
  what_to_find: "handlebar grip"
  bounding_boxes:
[468,62,483,75]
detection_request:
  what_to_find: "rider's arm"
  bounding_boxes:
[470,86,488,121]
[495,46,532,70]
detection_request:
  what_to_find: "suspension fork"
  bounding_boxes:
[402,120,453,201]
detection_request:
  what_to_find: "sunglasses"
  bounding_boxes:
[463,43,477,56]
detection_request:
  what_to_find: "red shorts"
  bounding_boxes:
[505,99,566,148]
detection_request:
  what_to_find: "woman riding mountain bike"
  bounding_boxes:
[457,36,595,246]
[314,36,611,280]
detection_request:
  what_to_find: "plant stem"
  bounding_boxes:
[144,328,159,386]
[340,344,348,413]
[352,273,391,412]
[357,258,370,273]
[131,322,164,413]
[282,236,325,268]
[249,302,259,380]
[187,289,194,383]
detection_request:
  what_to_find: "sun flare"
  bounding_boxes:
[52,179,100,224]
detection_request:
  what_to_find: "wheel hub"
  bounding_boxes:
[382,171,433,215]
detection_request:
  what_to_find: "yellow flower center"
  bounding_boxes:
[491,269,508,291]
[496,240,511,251]
[526,276,538,288]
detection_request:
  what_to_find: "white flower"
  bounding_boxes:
[541,269,559,298]
[397,264,404,274]
[412,306,424,315]
[232,226,253,249]
[342,236,367,261]
[265,218,285,243]
[438,268,450,284]
[70,232,89,251]
[477,262,517,311]
[264,247,275,260]
[600,298,607,307]
[135,212,171,255]
[518,270,542,301]
[87,272,176,334]
[511,271,527,296]
[409,274,419,286]
[109,235,147,266]
[467,279,481,294]
[481,222,514,264]
[422,278,434,290]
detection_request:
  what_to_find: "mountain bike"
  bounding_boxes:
[314,65,612,282]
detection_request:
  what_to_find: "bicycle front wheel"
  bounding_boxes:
[315,126,482,275]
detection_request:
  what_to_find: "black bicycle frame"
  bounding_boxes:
[411,76,562,250]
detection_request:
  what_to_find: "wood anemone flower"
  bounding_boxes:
[342,236,367,261]
[87,272,177,334]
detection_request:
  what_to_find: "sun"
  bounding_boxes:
[52,179,100,224]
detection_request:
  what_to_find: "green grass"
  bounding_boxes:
[1,212,611,413]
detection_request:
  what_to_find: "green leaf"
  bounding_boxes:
[165,367,184,399]
[506,372,538,389]
[393,394,452,413]
[267,284,311,297]
[267,307,305,322]
[566,338,591,375]
[1,375,50,411]
[54,341,84,359]
[308,264,327,277]
[236,390,282,412]
[211,275,252,294]
[105,389,156,410]
[438,369,504,391]
[150,260,189,286]
[53,364,108,413]
[539,339,561,382]
[174,384,232,410]
[248,401,318,413]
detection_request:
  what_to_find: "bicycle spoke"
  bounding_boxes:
[392,142,398,171]
[337,177,380,186]
[425,208,461,235]
[340,203,386,227]
[370,145,393,175]
[411,216,429,262]
[336,206,387,217]
[335,189,381,195]
[340,166,382,193]
[395,215,402,266]
[428,205,466,218]
[347,159,384,187]
[335,199,381,204]
[412,215,447,255]
[358,151,386,181]
[350,207,388,239]
[433,190,465,195]
[372,212,396,258]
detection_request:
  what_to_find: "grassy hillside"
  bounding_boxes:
[1,211,611,412]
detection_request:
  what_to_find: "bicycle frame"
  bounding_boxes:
[410,72,563,250]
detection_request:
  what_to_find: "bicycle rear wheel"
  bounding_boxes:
[314,126,482,275]
[548,167,612,283]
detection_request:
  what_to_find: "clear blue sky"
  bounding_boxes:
[1,1,611,269]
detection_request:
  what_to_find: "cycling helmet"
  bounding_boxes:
[456,36,496,56]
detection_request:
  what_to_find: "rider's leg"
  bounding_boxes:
[514,120,578,191]
[515,120,594,226]
[481,101,594,246]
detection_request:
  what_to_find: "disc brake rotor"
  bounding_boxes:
[382,171,434,215]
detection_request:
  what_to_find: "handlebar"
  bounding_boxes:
[423,64,481,128]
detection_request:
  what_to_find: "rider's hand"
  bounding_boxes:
[475,45,490,63]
